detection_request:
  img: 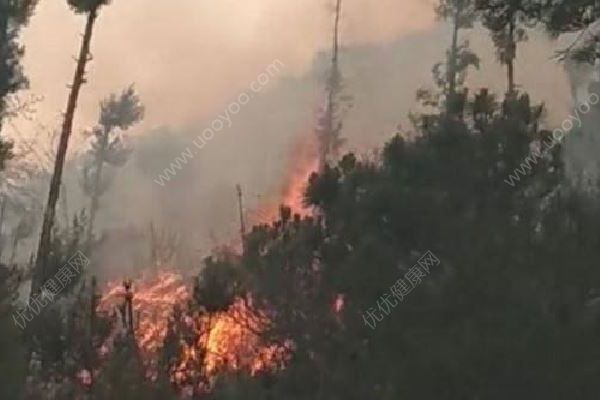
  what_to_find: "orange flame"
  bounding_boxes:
[98,272,290,392]
[98,271,189,357]
[249,134,318,224]
[96,135,316,393]
[172,298,291,381]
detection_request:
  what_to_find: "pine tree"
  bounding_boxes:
[543,2,600,64]
[81,86,143,244]
[0,0,38,169]
[0,264,28,399]
[436,0,477,96]
[315,0,352,169]
[33,0,111,295]
[0,4,36,393]
[542,0,600,35]
[410,1,479,133]
[476,0,541,95]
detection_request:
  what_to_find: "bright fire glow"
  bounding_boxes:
[98,271,189,357]
[249,135,318,224]
[96,134,316,393]
[98,271,290,392]
[172,298,291,382]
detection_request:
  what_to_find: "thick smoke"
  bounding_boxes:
[4,1,572,275]
[558,24,600,194]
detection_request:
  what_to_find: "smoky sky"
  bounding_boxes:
[17,0,435,136]
[4,0,575,265]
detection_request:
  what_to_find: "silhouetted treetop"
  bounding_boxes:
[67,0,110,13]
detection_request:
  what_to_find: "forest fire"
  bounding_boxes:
[248,135,318,224]
[97,271,290,393]
[98,271,189,356]
[8,0,599,398]
[171,298,291,381]
[94,134,313,394]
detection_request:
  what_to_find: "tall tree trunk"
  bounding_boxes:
[0,0,9,133]
[507,18,516,95]
[0,195,6,261]
[86,127,108,244]
[236,184,246,251]
[446,5,462,117]
[61,183,69,227]
[447,6,461,98]
[320,0,343,169]
[332,0,341,66]
[90,277,98,334]
[32,7,99,294]
[9,235,18,265]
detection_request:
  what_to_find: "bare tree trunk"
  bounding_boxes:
[150,221,157,266]
[320,0,343,169]
[445,5,462,117]
[86,127,108,244]
[0,0,8,128]
[447,5,461,100]
[90,277,98,335]
[332,0,341,66]
[9,235,18,265]
[0,195,6,261]
[126,288,134,335]
[32,7,99,294]
[236,184,246,250]
[61,183,69,228]
[507,18,516,95]
[507,58,515,95]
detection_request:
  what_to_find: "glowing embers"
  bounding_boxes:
[172,297,290,379]
[99,271,189,357]
[99,272,291,393]
[249,135,318,224]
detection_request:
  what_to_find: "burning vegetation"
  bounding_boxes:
[8,0,600,399]
[61,131,318,398]
[97,271,291,396]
